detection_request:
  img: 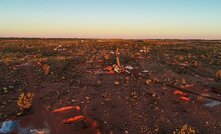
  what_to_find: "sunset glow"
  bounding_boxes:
[0,0,221,39]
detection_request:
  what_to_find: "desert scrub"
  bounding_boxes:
[215,70,221,80]
[17,92,34,111]
[173,124,197,134]
[43,64,50,75]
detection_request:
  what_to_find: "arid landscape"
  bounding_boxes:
[0,39,220,134]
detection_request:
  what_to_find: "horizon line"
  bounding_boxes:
[0,37,220,41]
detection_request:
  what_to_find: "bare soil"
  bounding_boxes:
[0,39,221,134]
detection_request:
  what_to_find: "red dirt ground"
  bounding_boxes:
[0,39,221,134]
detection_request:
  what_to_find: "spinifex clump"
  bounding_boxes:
[17,92,34,111]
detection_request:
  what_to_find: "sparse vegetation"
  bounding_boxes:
[0,39,220,134]
[43,64,50,75]
[173,124,197,134]
[215,70,221,79]
[17,92,34,111]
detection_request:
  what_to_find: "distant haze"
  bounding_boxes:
[0,0,221,39]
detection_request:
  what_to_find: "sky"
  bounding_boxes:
[0,0,221,39]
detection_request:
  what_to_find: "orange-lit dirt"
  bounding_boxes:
[0,39,221,134]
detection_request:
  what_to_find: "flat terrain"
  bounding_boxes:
[0,39,221,134]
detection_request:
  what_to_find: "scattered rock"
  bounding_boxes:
[145,79,152,85]
[114,81,120,85]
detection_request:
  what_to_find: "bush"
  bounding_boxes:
[17,92,34,111]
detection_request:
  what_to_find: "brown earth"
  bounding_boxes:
[0,39,221,134]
